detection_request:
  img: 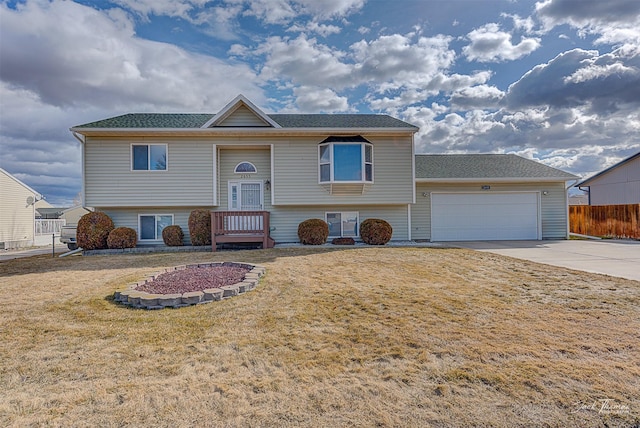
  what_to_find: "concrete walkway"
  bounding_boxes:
[0,245,69,262]
[452,239,640,282]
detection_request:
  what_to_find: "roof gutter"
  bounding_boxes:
[71,131,85,144]
[415,177,578,183]
[69,127,419,137]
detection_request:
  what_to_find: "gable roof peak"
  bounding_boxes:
[202,94,281,129]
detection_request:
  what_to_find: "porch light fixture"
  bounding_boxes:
[264,179,271,191]
[543,190,549,196]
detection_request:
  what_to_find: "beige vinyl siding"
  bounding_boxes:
[60,207,91,225]
[586,156,640,205]
[413,182,568,240]
[84,138,214,207]
[102,207,209,245]
[217,105,271,127]
[217,148,272,210]
[0,170,37,247]
[268,205,409,243]
[273,136,413,205]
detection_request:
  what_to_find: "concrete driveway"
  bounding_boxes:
[452,239,640,282]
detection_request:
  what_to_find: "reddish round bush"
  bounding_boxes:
[332,237,355,245]
[107,227,137,249]
[359,218,393,245]
[298,219,329,245]
[188,209,211,246]
[77,211,114,250]
[162,225,184,246]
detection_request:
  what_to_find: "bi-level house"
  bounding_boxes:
[70,95,578,245]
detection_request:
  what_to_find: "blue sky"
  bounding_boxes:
[1,0,639,205]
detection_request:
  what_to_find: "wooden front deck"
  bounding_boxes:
[211,211,275,251]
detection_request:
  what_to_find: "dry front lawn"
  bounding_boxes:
[1,247,638,427]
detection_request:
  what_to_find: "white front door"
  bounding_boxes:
[228,181,263,211]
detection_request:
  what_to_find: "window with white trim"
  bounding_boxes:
[138,214,173,240]
[234,161,257,174]
[326,212,359,237]
[319,138,373,183]
[132,144,167,171]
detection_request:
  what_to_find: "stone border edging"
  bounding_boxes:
[113,261,265,310]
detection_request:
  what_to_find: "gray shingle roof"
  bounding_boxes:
[74,113,215,129]
[72,113,417,129]
[269,114,417,128]
[415,154,578,180]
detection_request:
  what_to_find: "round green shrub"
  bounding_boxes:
[162,225,184,246]
[188,209,211,246]
[107,227,137,249]
[298,219,329,245]
[77,211,114,250]
[359,218,393,245]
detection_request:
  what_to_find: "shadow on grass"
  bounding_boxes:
[0,246,354,278]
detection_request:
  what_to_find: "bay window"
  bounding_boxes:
[319,137,373,184]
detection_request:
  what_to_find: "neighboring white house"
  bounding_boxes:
[575,151,640,206]
[0,168,42,249]
[70,94,578,244]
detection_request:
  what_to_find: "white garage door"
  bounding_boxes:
[431,192,540,241]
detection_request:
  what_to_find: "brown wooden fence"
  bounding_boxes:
[570,204,640,239]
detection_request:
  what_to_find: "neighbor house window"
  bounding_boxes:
[234,161,257,174]
[132,144,167,171]
[139,214,173,240]
[326,212,359,237]
[319,138,373,183]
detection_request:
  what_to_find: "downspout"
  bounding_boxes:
[72,131,86,207]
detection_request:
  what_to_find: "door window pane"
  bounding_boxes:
[231,185,238,209]
[240,183,261,210]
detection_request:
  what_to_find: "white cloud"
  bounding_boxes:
[0,0,263,111]
[287,21,342,37]
[239,0,365,24]
[450,85,505,110]
[463,23,541,62]
[506,46,640,114]
[501,13,536,34]
[110,0,206,20]
[292,87,351,112]
[536,0,640,44]
[256,35,352,87]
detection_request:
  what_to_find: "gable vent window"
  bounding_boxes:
[319,136,373,184]
[234,161,257,174]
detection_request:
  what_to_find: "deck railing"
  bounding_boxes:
[35,219,66,236]
[211,211,274,251]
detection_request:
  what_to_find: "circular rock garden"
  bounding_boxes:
[113,262,265,310]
